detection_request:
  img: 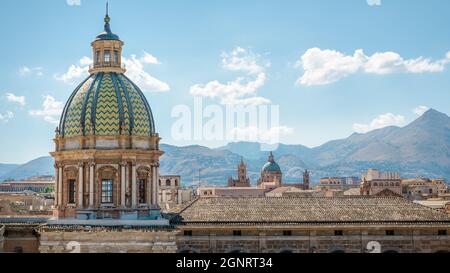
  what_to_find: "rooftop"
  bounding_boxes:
[177,197,450,225]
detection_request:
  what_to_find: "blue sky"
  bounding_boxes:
[0,0,449,163]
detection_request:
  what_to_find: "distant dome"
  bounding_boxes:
[59,72,155,138]
[261,152,281,173]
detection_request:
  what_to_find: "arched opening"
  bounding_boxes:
[166,179,171,187]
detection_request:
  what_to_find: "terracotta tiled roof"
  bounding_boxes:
[178,197,450,225]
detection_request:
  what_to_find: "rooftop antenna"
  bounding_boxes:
[106,2,109,16]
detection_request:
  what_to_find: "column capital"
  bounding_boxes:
[78,162,85,168]
[120,161,128,167]
[88,162,96,168]
[55,162,64,168]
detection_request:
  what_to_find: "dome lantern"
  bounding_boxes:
[89,3,125,74]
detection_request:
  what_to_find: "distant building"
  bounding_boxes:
[401,178,448,201]
[257,152,282,187]
[158,175,194,210]
[197,187,265,198]
[0,176,54,193]
[227,157,251,187]
[360,168,402,196]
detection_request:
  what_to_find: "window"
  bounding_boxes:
[68,179,76,204]
[233,230,242,236]
[138,179,146,204]
[166,179,171,187]
[101,179,113,203]
[114,50,119,64]
[95,51,100,64]
[184,230,192,236]
[334,230,343,236]
[104,50,111,63]
[159,179,161,186]
[386,230,395,236]
[438,230,448,236]
[175,179,178,186]
[283,230,292,236]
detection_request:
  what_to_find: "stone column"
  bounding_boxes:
[151,166,157,206]
[89,162,95,207]
[58,164,63,206]
[149,171,153,206]
[155,164,160,206]
[120,162,126,207]
[53,164,58,206]
[131,163,137,207]
[78,163,84,208]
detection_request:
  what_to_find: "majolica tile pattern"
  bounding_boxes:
[59,72,155,138]
[178,197,450,224]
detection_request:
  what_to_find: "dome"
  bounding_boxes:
[261,152,281,173]
[262,161,281,173]
[59,72,155,138]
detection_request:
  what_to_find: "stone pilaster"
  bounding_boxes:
[89,162,95,207]
[120,161,126,207]
[78,162,84,208]
[131,162,137,207]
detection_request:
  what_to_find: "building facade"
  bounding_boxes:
[360,168,402,196]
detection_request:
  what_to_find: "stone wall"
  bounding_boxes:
[38,228,178,253]
[177,226,450,253]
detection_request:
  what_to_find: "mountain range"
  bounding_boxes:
[1,109,449,186]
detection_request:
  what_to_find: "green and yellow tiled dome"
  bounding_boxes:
[59,72,156,138]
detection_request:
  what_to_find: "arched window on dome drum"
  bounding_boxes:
[166,179,171,187]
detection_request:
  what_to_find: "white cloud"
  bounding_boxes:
[0,111,14,123]
[54,57,91,84]
[29,95,64,125]
[66,0,81,6]
[230,126,294,143]
[190,47,270,106]
[413,105,429,116]
[296,48,450,86]
[6,93,26,106]
[367,0,381,6]
[353,113,405,133]
[141,51,160,65]
[19,66,44,77]
[55,53,169,92]
[123,54,170,92]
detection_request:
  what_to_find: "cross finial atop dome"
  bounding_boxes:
[104,2,112,33]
